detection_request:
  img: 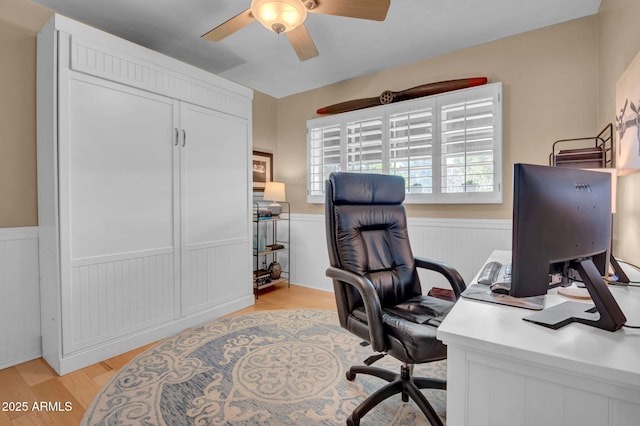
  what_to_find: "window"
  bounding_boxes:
[307,82,502,204]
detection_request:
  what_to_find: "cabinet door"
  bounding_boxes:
[179,102,250,314]
[59,73,178,353]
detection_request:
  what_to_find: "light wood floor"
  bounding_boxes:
[0,284,336,426]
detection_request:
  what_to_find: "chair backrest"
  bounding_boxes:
[325,172,422,310]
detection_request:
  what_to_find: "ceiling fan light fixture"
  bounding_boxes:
[251,0,307,33]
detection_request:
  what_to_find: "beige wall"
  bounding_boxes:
[597,0,640,264]
[3,1,635,263]
[274,16,599,218]
[0,0,51,227]
[252,90,278,161]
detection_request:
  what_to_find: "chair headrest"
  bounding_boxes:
[329,172,405,205]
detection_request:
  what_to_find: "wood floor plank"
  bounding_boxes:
[30,379,84,426]
[0,284,335,426]
[10,410,55,426]
[247,283,336,311]
[57,370,101,410]
[91,369,116,388]
[101,341,156,372]
[0,410,12,426]
[0,368,40,420]
[79,362,112,380]
[14,359,56,387]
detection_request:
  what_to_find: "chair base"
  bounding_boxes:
[346,363,446,426]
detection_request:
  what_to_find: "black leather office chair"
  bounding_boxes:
[325,172,466,426]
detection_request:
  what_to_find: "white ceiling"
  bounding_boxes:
[30,0,601,98]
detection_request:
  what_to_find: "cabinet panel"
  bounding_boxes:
[66,75,175,259]
[179,102,250,314]
[180,103,249,245]
[66,253,175,354]
[448,344,640,426]
[182,242,249,315]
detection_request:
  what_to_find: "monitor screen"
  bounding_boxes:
[510,164,626,331]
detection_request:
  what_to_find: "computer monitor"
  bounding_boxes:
[510,164,626,331]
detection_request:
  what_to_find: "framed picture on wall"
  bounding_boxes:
[615,50,640,175]
[253,150,273,192]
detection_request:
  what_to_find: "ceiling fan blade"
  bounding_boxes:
[309,0,390,21]
[286,24,319,61]
[201,9,254,41]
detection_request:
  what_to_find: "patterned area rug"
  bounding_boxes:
[81,309,446,425]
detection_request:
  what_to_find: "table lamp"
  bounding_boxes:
[264,181,286,216]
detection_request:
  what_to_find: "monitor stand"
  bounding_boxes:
[523,258,626,331]
[610,254,631,284]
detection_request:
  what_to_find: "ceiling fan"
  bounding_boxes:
[201,0,391,61]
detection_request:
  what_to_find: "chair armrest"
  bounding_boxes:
[325,266,386,352]
[415,257,467,299]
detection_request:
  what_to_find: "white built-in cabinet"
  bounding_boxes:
[37,15,253,374]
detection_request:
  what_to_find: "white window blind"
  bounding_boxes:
[346,117,384,173]
[308,123,341,197]
[440,95,496,194]
[307,82,502,204]
[389,107,434,194]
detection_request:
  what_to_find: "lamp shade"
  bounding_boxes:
[264,181,286,202]
[251,0,307,34]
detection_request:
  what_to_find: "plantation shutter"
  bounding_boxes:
[346,117,383,173]
[389,106,434,194]
[440,94,497,194]
[308,123,341,197]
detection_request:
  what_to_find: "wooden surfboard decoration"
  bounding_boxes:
[316,77,488,115]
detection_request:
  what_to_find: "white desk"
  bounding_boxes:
[437,250,640,426]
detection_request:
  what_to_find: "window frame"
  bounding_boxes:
[307,82,503,204]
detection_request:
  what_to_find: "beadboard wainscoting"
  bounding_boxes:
[0,227,41,370]
[0,217,510,370]
[288,214,512,292]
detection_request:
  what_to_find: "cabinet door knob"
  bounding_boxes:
[182,129,186,147]
[174,128,179,146]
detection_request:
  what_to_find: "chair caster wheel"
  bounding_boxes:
[347,415,359,426]
[346,371,356,381]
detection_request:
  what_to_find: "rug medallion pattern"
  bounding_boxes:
[82,309,446,425]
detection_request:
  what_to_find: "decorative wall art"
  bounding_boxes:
[615,50,640,175]
[252,150,273,191]
[316,77,487,115]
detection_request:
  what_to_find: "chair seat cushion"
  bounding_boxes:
[351,295,454,363]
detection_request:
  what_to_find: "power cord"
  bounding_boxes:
[605,278,640,287]
[618,259,640,270]
[606,259,640,286]
[609,259,640,327]
[561,259,640,328]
